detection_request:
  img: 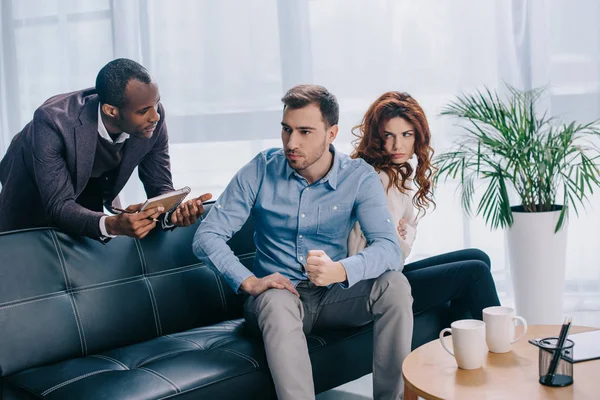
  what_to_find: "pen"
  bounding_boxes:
[113,207,159,223]
[544,316,572,384]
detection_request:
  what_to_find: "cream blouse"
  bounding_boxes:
[347,170,418,263]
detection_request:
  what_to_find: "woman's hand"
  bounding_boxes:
[398,218,407,240]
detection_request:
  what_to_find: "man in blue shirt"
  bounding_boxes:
[193,85,413,400]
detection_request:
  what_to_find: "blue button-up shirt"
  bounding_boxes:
[192,146,402,293]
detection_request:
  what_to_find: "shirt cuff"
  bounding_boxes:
[338,256,364,289]
[99,216,117,238]
[228,268,255,294]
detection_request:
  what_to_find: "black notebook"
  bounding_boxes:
[529,329,600,363]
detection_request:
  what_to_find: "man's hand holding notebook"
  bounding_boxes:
[109,188,213,237]
[168,191,213,227]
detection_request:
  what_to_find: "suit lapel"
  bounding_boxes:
[74,98,99,195]
[74,96,154,201]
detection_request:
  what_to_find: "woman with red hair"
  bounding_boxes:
[349,91,500,322]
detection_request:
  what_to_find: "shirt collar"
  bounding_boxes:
[322,144,339,190]
[285,144,339,190]
[97,104,130,144]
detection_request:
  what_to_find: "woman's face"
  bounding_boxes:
[383,117,415,164]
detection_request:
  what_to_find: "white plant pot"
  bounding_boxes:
[506,208,568,325]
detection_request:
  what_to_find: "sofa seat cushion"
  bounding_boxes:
[4,320,271,400]
[3,319,376,399]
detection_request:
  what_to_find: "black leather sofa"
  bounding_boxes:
[0,203,450,399]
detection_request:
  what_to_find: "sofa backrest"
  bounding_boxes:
[0,203,255,377]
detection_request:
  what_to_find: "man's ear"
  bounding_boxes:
[327,124,339,144]
[101,103,119,119]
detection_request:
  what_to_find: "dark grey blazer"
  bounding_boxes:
[0,88,175,239]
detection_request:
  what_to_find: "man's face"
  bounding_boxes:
[281,104,334,172]
[116,80,161,139]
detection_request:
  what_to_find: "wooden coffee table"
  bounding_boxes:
[403,325,599,400]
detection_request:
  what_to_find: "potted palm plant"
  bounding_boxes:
[434,85,600,324]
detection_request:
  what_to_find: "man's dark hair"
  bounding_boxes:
[281,84,339,128]
[95,58,152,108]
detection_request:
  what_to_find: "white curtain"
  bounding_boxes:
[1,0,599,315]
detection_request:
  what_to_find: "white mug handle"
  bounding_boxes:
[511,316,528,343]
[439,328,454,356]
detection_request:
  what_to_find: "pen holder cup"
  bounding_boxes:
[538,337,574,387]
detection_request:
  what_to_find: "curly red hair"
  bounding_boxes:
[351,91,436,216]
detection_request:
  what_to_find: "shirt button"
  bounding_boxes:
[386,218,390,222]
[306,187,310,191]
[299,256,304,261]
[333,206,338,210]
[301,213,306,218]
[299,235,303,238]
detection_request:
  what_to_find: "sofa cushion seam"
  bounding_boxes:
[138,366,180,393]
[136,349,196,367]
[221,348,259,368]
[89,354,129,370]
[50,230,87,355]
[135,239,162,337]
[40,369,114,396]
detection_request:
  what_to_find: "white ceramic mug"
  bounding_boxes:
[483,306,528,353]
[439,319,487,370]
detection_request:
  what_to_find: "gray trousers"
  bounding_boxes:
[244,271,413,400]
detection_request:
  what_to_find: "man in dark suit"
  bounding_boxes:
[0,58,211,241]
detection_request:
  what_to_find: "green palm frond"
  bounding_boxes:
[434,85,600,232]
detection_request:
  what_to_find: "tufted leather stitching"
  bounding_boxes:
[89,354,129,370]
[145,263,206,278]
[50,231,87,356]
[69,275,142,292]
[146,282,163,335]
[69,298,88,355]
[175,327,237,335]
[0,290,67,308]
[220,348,259,369]
[165,335,204,349]
[135,240,162,337]
[0,293,68,311]
[72,278,146,294]
[138,367,180,393]
[40,369,114,396]
[136,349,196,368]
[0,265,208,308]
[174,330,237,348]
[209,268,228,316]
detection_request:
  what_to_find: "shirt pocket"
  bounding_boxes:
[317,203,352,236]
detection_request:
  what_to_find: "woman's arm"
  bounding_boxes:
[379,171,418,261]
[398,196,418,260]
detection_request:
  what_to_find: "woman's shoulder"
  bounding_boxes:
[376,170,414,193]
